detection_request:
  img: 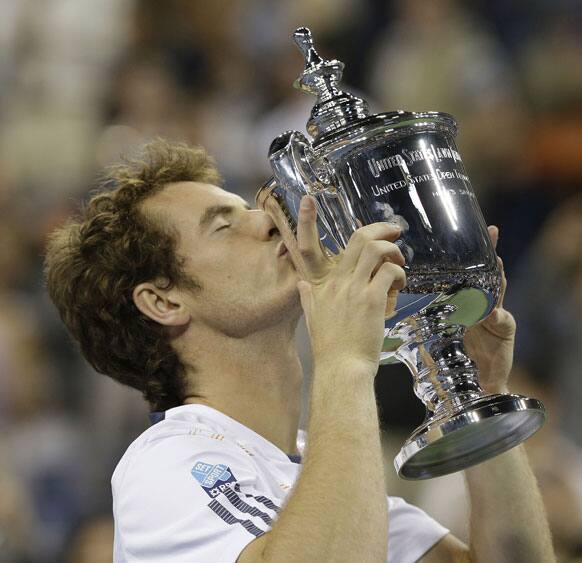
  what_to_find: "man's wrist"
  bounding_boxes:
[312,354,378,383]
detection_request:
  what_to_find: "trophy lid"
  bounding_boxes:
[293,27,370,139]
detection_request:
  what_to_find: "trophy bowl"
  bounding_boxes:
[257,27,545,479]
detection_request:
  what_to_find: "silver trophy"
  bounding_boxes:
[257,27,546,479]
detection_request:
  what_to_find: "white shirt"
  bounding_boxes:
[112,404,448,562]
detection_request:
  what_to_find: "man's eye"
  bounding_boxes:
[215,224,231,232]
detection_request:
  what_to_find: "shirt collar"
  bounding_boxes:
[149,404,302,464]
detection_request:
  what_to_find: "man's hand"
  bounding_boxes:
[464,226,515,394]
[294,195,406,372]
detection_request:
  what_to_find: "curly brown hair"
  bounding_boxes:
[44,139,222,412]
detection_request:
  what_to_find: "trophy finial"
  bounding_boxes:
[291,26,370,138]
[292,26,344,99]
[293,27,323,67]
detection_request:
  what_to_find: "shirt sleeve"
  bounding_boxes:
[113,432,279,563]
[386,496,450,563]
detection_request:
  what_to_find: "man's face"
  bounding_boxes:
[143,181,300,337]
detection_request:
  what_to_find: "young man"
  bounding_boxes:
[45,140,555,562]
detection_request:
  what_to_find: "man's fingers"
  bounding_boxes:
[353,240,405,284]
[297,195,327,276]
[488,225,499,250]
[369,261,407,299]
[338,223,402,275]
[497,255,507,308]
[487,225,507,308]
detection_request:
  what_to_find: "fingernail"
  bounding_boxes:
[301,196,311,209]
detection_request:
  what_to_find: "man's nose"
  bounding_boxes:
[247,209,280,240]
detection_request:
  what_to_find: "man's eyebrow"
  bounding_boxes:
[199,203,252,231]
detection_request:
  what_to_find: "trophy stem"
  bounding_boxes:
[392,305,546,479]
[395,312,486,419]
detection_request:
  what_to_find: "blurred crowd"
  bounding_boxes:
[0,0,580,561]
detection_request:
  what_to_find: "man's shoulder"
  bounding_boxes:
[112,413,246,490]
[111,412,289,562]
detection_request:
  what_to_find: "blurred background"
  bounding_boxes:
[0,0,581,561]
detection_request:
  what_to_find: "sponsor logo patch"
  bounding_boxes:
[191,461,237,498]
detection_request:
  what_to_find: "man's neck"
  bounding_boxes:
[179,324,304,455]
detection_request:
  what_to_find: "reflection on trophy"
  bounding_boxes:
[256,27,546,479]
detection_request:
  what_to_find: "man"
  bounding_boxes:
[45,140,555,562]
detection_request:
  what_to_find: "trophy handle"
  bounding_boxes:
[269,130,334,196]
[268,130,359,252]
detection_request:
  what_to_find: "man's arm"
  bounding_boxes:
[239,362,388,563]
[422,228,555,562]
[464,229,555,562]
[239,196,406,562]
[463,445,555,562]
[420,447,555,563]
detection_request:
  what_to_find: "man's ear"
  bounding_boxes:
[132,281,191,327]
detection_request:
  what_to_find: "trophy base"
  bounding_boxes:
[394,394,545,480]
